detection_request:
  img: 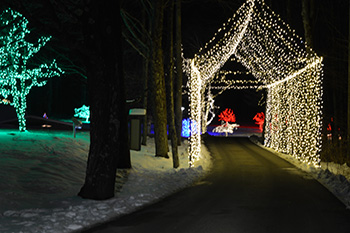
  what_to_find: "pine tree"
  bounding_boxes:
[0,8,63,132]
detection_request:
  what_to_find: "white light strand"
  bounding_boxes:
[187,0,256,165]
[188,60,202,167]
[185,0,323,167]
[194,0,255,82]
[210,85,261,90]
[262,57,323,89]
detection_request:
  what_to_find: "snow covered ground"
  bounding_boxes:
[1,128,349,233]
[0,130,211,233]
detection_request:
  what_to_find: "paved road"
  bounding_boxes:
[81,137,350,233]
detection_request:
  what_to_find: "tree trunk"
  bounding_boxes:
[348,0,350,155]
[175,0,183,145]
[301,0,314,51]
[332,92,339,142]
[15,95,27,132]
[78,0,131,200]
[286,0,293,26]
[166,0,180,168]
[142,57,149,146]
[142,8,149,146]
[47,79,53,116]
[151,0,168,158]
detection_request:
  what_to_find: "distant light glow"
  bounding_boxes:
[218,108,236,125]
[213,122,240,137]
[181,118,200,138]
[74,105,90,123]
[253,112,265,132]
[181,118,190,138]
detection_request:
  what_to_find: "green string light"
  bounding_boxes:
[0,8,64,132]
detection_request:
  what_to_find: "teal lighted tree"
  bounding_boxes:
[74,105,90,123]
[0,8,63,131]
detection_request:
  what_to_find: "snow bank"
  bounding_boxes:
[250,136,350,208]
[0,130,212,233]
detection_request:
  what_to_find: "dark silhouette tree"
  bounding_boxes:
[120,2,152,146]
[121,0,182,162]
[121,1,172,157]
[151,0,168,158]
[165,0,180,168]
[175,0,183,146]
[2,0,131,199]
[141,6,151,146]
[301,0,314,51]
[78,0,131,200]
[348,0,350,156]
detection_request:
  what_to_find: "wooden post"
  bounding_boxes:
[72,117,82,138]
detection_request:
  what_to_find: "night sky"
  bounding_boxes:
[1,0,349,129]
[180,0,348,128]
[181,1,272,126]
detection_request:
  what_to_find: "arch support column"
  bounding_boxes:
[189,60,202,166]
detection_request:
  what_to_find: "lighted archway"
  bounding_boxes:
[184,0,323,167]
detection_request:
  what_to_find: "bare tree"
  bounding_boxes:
[141,5,151,146]
[120,2,152,146]
[165,0,180,168]
[301,0,314,51]
[348,0,350,155]
[4,0,131,199]
[175,0,183,145]
[150,0,169,158]
[78,0,131,200]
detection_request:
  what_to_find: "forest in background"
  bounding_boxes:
[0,0,350,198]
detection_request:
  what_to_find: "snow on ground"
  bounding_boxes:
[0,130,212,233]
[250,136,350,209]
[1,127,349,233]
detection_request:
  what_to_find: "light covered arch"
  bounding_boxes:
[184,0,323,167]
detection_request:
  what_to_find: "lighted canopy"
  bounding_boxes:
[0,8,63,131]
[184,0,323,167]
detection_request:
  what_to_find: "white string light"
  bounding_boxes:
[185,0,323,167]
[188,60,202,167]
